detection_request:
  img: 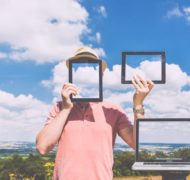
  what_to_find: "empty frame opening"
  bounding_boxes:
[69,59,102,102]
[122,52,166,84]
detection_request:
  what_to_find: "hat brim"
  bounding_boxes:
[65,54,107,72]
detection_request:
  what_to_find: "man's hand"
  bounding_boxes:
[61,83,78,109]
[132,75,154,106]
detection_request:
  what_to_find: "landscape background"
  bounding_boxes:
[0,0,190,179]
[1,141,190,179]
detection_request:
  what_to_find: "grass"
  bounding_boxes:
[113,175,190,180]
[113,177,161,180]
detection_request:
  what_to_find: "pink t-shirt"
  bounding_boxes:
[45,101,131,180]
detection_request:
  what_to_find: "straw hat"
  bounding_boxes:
[65,47,107,72]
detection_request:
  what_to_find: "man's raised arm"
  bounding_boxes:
[35,83,78,154]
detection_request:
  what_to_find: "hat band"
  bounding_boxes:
[76,52,98,58]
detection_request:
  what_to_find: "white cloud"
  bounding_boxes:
[184,7,190,14]
[166,5,190,23]
[97,5,107,18]
[184,7,190,22]
[1,59,190,143]
[88,32,101,44]
[139,121,190,144]
[94,47,106,57]
[0,0,107,64]
[166,6,183,18]
[0,0,106,63]
[41,61,130,100]
[42,60,190,127]
[0,90,51,141]
[95,32,101,43]
[0,52,7,59]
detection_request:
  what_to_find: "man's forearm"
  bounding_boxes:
[133,105,145,149]
[36,107,71,154]
[131,76,154,149]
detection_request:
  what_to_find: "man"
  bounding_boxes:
[36,47,154,180]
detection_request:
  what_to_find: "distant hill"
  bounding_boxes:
[0,141,133,157]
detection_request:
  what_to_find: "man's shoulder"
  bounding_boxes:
[96,101,127,120]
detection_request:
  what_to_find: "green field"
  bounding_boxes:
[0,151,190,180]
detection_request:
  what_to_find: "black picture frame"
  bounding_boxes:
[68,58,103,102]
[121,51,166,84]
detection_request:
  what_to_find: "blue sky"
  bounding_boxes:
[0,0,190,103]
[0,0,190,141]
[84,0,190,72]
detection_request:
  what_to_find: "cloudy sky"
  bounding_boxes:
[0,0,190,143]
[139,121,190,144]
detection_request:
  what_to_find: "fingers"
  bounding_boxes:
[132,78,140,91]
[136,75,148,88]
[132,75,147,91]
[65,87,78,96]
[62,83,78,98]
[146,80,154,90]
[63,83,77,89]
[133,75,143,89]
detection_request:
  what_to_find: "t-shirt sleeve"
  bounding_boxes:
[44,102,61,126]
[116,106,132,132]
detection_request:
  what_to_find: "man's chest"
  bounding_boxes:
[60,106,118,142]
